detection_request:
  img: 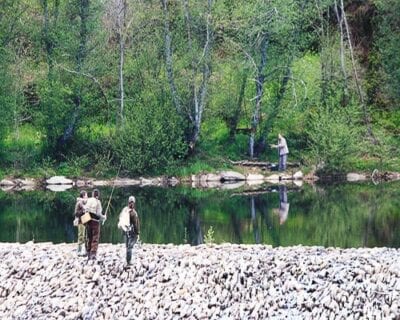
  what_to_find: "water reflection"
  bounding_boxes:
[270,186,290,225]
[0,182,399,248]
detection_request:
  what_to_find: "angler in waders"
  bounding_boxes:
[85,189,106,261]
[73,190,88,256]
[118,196,140,264]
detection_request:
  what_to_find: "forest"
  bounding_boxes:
[0,0,399,178]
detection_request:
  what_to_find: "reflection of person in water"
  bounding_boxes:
[278,185,290,225]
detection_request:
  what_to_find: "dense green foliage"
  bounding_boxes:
[0,0,398,176]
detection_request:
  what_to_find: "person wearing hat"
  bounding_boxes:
[85,189,106,260]
[118,196,140,264]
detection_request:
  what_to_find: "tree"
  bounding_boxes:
[374,0,400,105]
[161,0,214,151]
[0,1,36,166]
[103,0,130,123]
[217,0,304,158]
[39,0,107,156]
[112,95,186,175]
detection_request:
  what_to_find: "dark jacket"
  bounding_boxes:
[74,197,86,219]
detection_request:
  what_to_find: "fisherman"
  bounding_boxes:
[271,133,289,171]
[85,189,106,260]
[73,190,88,256]
[118,196,140,264]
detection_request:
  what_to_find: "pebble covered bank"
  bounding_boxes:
[0,243,399,319]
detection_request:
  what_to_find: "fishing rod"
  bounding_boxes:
[103,164,122,224]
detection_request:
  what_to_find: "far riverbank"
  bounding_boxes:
[1,167,399,192]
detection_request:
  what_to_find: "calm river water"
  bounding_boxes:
[0,182,399,248]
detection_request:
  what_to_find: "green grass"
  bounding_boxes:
[0,121,399,179]
[3,125,43,148]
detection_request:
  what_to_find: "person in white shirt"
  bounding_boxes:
[271,133,289,171]
[118,196,140,264]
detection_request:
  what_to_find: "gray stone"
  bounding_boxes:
[46,184,73,192]
[246,173,264,181]
[293,171,303,180]
[0,179,15,186]
[220,171,245,181]
[46,176,74,185]
[347,173,367,182]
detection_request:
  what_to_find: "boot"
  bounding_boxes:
[80,245,87,257]
[126,248,132,265]
[77,244,82,255]
[88,252,96,261]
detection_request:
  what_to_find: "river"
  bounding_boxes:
[0,181,399,247]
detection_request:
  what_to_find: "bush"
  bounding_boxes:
[305,105,362,173]
[113,101,187,175]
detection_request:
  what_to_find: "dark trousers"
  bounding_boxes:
[86,220,100,258]
[125,230,138,264]
[279,154,287,171]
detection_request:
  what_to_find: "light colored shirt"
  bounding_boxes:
[118,206,140,234]
[85,197,102,215]
[278,137,289,156]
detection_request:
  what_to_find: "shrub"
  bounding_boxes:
[305,105,362,173]
[113,101,187,175]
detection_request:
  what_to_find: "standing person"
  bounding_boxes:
[85,189,106,260]
[73,190,88,256]
[117,196,140,264]
[271,133,289,171]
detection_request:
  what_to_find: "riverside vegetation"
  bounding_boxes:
[0,0,399,179]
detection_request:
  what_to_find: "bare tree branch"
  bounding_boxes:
[55,63,111,108]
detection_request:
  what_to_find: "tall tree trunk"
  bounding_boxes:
[190,0,213,149]
[315,0,329,107]
[249,36,268,159]
[58,0,89,150]
[117,0,127,124]
[340,0,376,142]
[260,66,291,143]
[41,0,60,78]
[250,197,260,244]
[334,0,348,105]
[229,73,247,140]
[161,0,181,113]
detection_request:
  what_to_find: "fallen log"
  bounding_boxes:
[229,160,300,168]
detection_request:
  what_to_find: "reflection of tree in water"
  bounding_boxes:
[0,191,75,243]
[186,202,203,245]
[255,194,283,247]
[257,195,281,247]
[230,210,243,244]
[250,197,260,244]
[1,182,399,247]
[364,184,400,247]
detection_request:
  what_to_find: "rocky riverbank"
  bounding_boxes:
[1,243,399,319]
[1,169,399,192]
